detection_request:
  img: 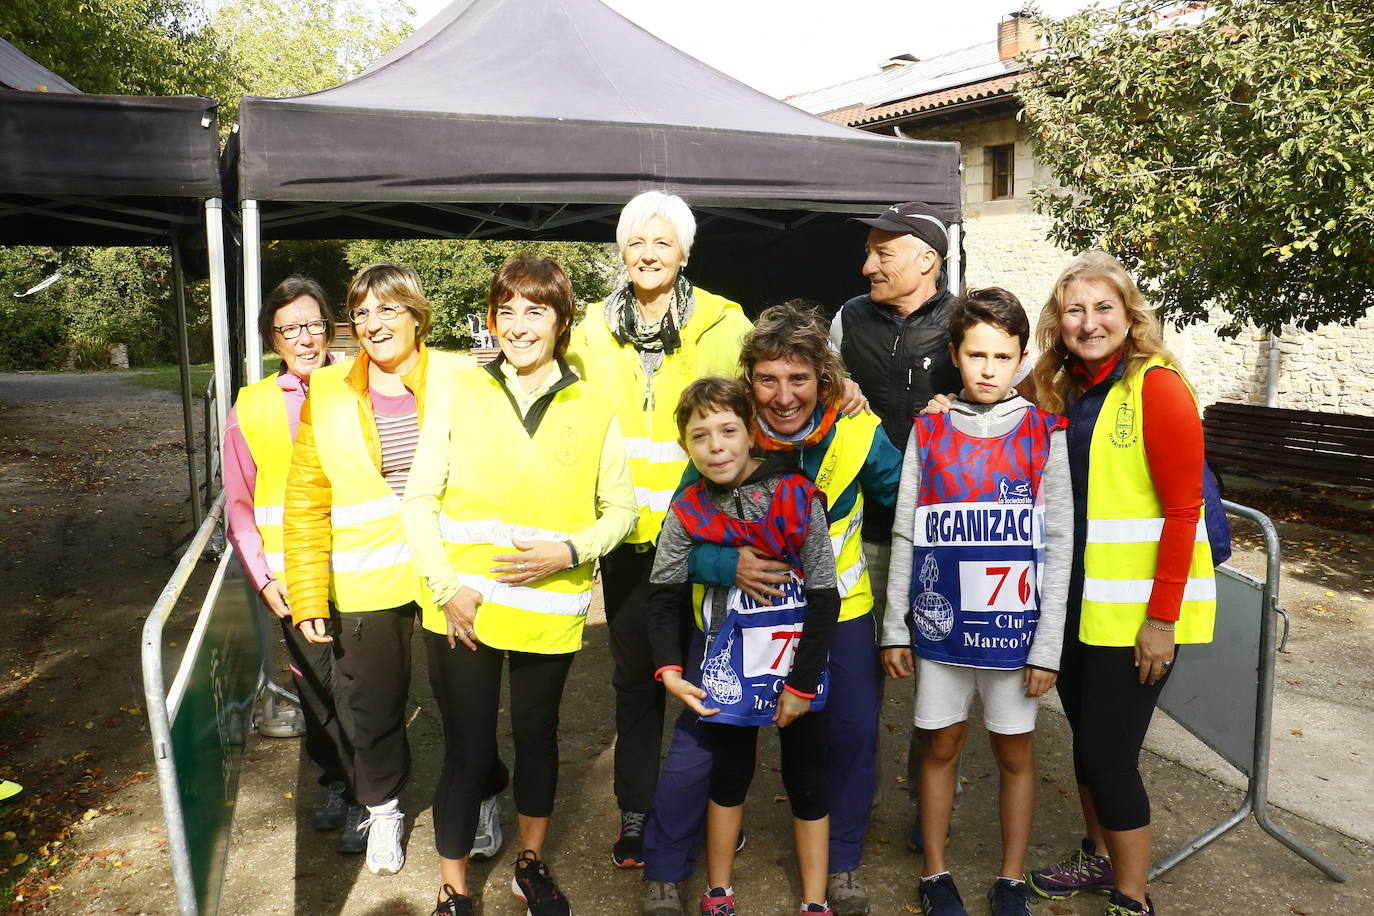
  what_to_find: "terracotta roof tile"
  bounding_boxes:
[845,72,1026,126]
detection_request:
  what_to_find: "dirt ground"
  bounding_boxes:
[0,372,1370,915]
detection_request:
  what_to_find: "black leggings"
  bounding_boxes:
[426,632,574,859]
[704,709,830,821]
[1056,638,1178,832]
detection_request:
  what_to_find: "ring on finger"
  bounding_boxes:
[518,561,527,572]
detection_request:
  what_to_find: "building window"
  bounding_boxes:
[989,144,1015,200]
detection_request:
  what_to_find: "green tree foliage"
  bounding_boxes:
[343,240,619,348]
[212,0,414,123]
[0,0,237,99]
[1020,0,1374,332]
[0,247,212,369]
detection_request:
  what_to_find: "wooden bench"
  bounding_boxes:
[1202,402,1374,488]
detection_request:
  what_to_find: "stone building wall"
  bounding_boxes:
[911,112,1374,416]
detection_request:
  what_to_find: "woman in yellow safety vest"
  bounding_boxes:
[283,264,499,879]
[225,275,352,838]
[565,190,753,864]
[402,255,636,916]
[1024,252,1216,916]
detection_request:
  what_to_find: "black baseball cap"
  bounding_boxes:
[850,202,949,259]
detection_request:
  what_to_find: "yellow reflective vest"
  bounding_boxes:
[812,412,880,623]
[568,287,751,546]
[1080,357,1216,646]
[235,375,293,576]
[306,350,466,614]
[425,367,616,654]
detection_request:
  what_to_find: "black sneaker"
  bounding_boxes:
[512,849,571,916]
[1104,890,1156,915]
[917,873,968,916]
[313,780,348,831]
[435,884,474,916]
[613,809,647,868]
[337,803,368,854]
[987,877,1032,916]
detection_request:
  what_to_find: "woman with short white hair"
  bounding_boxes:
[567,190,752,868]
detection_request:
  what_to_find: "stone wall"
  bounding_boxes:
[909,111,1374,416]
[1168,311,1374,416]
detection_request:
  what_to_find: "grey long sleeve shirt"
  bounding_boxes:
[882,392,1072,672]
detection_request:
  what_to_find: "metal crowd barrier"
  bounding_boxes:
[1153,500,1346,882]
[141,494,266,915]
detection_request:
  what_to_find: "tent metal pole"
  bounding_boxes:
[946,222,963,297]
[169,239,202,529]
[243,200,263,384]
[205,198,231,445]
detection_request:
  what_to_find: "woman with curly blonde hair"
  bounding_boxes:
[1024,251,1216,916]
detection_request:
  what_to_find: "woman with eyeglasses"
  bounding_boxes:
[283,264,501,878]
[225,275,353,840]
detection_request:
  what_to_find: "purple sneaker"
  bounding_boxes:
[1027,838,1115,899]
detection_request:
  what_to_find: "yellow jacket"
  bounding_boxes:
[285,345,470,625]
[567,287,750,545]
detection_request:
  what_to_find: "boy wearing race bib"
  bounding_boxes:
[647,377,841,916]
[881,289,1072,916]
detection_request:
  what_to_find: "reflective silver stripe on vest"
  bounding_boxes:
[1086,517,1207,543]
[331,493,402,528]
[264,552,285,574]
[1082,576,1217,604]
[622,437,688,463]
[439,516,572,545]
[634,486,675,513]
[830,507,864,559]
[488,582,592,616]
[255,505,284,526]
[836,551,868,597]
[331,542,412,573]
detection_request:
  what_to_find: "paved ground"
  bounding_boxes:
[1,371,1370,915]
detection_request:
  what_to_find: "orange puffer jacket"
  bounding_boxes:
[284,343,452,625]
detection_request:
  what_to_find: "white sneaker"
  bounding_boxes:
[364,808,405,876]
[471,793,504,859]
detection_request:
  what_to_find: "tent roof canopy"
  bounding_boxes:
[0,88,221,246]
[230,0,961,245]
[0,35,79,93]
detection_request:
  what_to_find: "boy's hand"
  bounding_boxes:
[920,393,957,416]
[1024,666,1057,697]
[662,670,719,717]
[837,377,872,417]
[773,690,811,727]
[882,647,914,679]
[736,546,790,603]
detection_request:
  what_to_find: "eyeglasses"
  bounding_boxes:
[347,303,408,325]
[273,319,329,340]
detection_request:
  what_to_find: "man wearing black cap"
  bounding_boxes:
[831,201,961,458]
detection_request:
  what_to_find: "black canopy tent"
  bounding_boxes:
[0,60,229,530]
[226,0,962,381]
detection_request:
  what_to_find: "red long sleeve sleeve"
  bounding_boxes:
[1140,367,1204,622]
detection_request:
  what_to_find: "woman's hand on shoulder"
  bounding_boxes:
[837,377,871,417]
[773,690,811,727]
[920,393,957,416]
[492,538,573,586]
[662,670,719,717]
